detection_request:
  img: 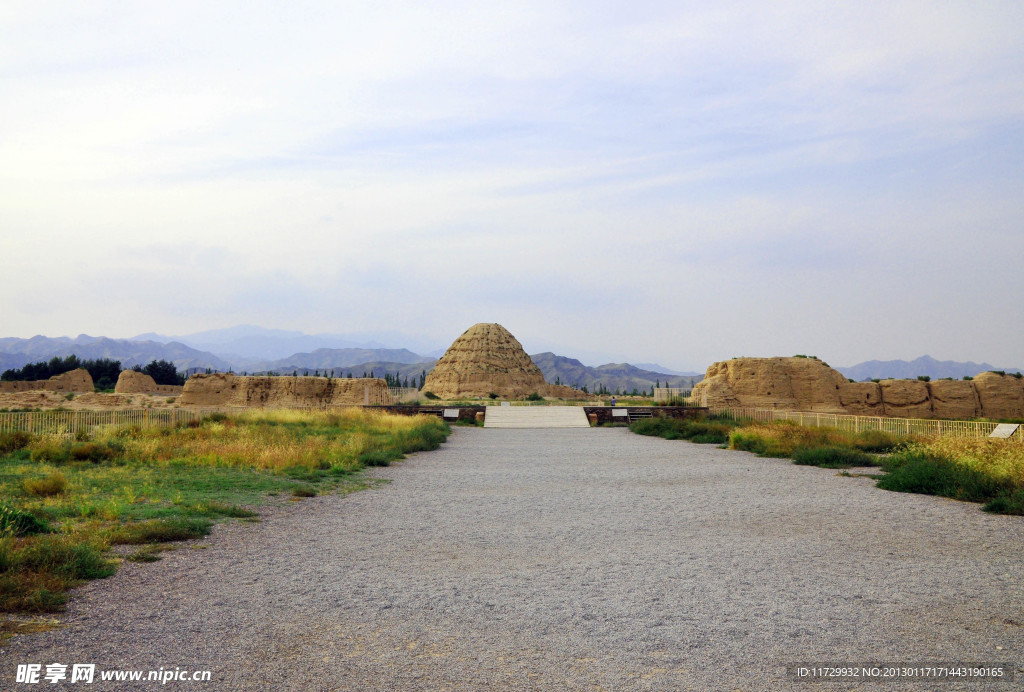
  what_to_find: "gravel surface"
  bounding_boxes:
[4,427,1023,690]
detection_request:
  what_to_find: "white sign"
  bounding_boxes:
[443,408,460,418]
[989,423,1020,439]
[612,409,629,417]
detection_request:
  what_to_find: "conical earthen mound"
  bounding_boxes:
[423,323,551,399]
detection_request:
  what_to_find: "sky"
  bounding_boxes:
[2,1,1023,371]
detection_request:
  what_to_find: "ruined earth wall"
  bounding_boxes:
[114,370,184,395]
[178,373,391,407]
[692,358,1024,419]
[0,368,94,394]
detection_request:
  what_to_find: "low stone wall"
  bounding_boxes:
[374,405,487,423]
[583,406,708,425]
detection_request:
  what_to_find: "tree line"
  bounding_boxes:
[1,355,185,390]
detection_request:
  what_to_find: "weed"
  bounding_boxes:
[114,518,213,545]
[125,547,163,563]
[0,504,53,537]
[290,485,317,498]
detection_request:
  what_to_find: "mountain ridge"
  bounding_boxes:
[836,355,1023,381]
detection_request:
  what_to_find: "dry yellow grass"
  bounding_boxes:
[32,408,449,472]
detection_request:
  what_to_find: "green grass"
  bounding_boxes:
[876,439,1024,513]
[0,409,450,615]
[791,446,876,468]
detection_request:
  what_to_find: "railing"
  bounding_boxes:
[653,388,693,402]
[388,387,421,403]
[0,408,210,435]
[708,406,1021,442]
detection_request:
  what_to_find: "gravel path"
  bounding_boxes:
[4,428,1024,690]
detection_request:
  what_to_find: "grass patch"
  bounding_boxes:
[0,409,449,616]
[876,437,1024,512]
[672,416,1024,515]
[630,417,736,444]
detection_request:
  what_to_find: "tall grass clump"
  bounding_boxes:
[729,422,911,459]
[877,437,1024,513]
[23,472,68,497]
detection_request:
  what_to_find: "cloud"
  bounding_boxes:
[1,1,1022,368]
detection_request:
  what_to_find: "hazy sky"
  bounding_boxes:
[2,1,1022,370]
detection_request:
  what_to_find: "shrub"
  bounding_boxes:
[982,489,1024,515]
[0,431,31,455]
[23,473,69,497]
[0,504,53,537]
[963,375,973,381]
[291,485,317,498]
[69,442,116,463]
[488,392,499,399]
[917,375,930,382]
[792,446,875,468]
[526,392,543,401]
[423,391,439,400]
[29,440,70,464]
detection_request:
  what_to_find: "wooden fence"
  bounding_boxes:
[708,406,1022,442]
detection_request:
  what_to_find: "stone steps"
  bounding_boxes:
[483,406,590,429]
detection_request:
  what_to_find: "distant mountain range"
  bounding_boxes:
[0,335,234,373]
[0,331,700,393]
[836,355,1023,381]
[132,325,446,362]
[4,329,1019,391]
[529,353,702,392]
